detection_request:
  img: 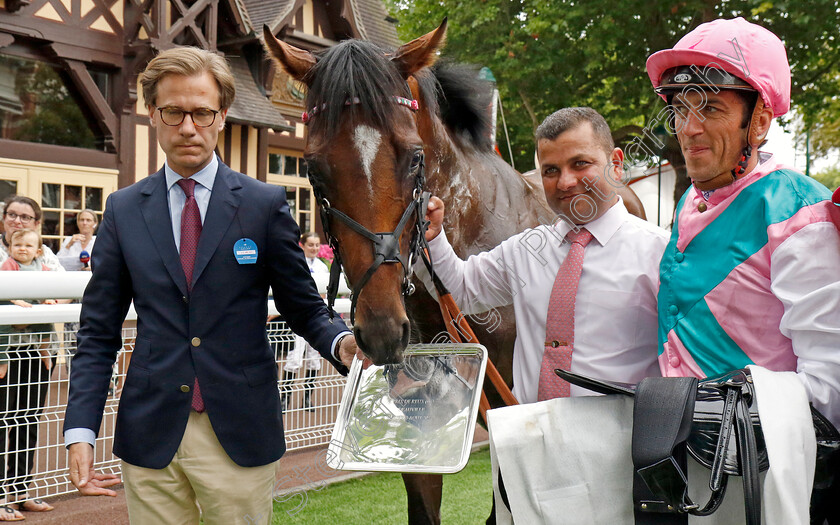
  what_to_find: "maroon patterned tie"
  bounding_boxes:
[177,178,204,412]
[537,228,593,401]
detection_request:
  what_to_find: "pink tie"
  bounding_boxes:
[537,228,593,401]
[177,178,205,412]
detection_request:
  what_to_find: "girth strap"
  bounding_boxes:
[631,376,762,525]
[632,377,696,525]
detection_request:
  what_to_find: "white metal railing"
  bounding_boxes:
[0,272,352,503]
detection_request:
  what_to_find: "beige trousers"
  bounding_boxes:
[122,411,276,525]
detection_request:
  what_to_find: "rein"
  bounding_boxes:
[304,94,518,420]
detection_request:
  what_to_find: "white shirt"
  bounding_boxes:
[426,200,669,403]
[57,235,96,271]
[305,256,329,275]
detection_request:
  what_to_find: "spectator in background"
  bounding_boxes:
[57,210,98,272]
[0,196,64,272]
[0,228,58,518]
[56,209,99,373]
[280,232,329,412]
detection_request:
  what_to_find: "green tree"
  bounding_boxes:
[798,74,840,160]
[386,1,840,201]
[12,60,97,149]
[812,165,840,191]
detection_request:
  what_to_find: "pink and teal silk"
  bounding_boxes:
[658,160,833,378]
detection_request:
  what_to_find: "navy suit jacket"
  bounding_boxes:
[64,162,348,468]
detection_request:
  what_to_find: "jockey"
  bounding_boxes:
[647,17,840,427]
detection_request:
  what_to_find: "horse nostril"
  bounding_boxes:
[400,320,410,348]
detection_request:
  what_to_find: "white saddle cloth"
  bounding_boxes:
[488,366,816,525]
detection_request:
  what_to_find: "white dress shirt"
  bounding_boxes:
[426,200,669,403]
[57,236,97,271]
[306,256,329,275]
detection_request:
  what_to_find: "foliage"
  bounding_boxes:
[812,165,840,191]
[11,60,97,149]
[272,447,493,523]
[798,77,840,159]
[385,1,840,178]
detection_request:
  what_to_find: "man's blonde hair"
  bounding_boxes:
[139,47,236,110]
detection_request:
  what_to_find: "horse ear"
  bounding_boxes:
[392,18,447,77]
[262,25,317,84]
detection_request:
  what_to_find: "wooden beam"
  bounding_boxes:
[0,16,122,61]
[257,127,268,182]
[0,138,116,169]
[206,0,216,49]
[80,0,122,36]
[49,42,122,67]
[62,58,119,147]
[117,101,137,189]
[283,28,337,50]
[166,0,211,49]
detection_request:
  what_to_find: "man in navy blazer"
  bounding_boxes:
[63,47,360,524]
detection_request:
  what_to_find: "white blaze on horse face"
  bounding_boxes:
[353,125,382,185]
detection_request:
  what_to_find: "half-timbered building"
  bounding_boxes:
[0,0,398,251]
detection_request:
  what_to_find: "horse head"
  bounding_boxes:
[263,21,449,365]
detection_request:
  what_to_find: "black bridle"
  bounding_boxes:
[302,96,434,326]
[313,159,430,326]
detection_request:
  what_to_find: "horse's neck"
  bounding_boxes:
[421,119,479,246]
[419,114,551,255]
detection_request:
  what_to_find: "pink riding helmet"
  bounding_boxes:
[646,17,791,118]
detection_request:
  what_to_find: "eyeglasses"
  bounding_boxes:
[156,106,221,128]
[5,212,36,224]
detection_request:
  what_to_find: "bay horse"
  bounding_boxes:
[263,20,646,525]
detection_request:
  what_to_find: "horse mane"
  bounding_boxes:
[304,40,409,138]
[417,62,494,150]
[305,39,494,150]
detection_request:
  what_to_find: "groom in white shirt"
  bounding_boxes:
[424,107,668,403]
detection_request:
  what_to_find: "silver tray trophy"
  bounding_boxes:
[327,343,488,474]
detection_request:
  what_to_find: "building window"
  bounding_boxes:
[0,179,16,203]
[267,150,314,234]
[268,152,307,178]
[0,54,100,150]
[40,183,104,252]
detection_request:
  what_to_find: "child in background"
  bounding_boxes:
[0,228,57,375]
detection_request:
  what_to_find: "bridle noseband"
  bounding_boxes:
[304,96,431,326]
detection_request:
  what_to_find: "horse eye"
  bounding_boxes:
[409,151,423,172]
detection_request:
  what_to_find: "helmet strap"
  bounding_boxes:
[731,144,752,177]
